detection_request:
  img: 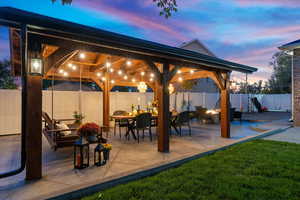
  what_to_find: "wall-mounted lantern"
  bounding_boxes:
[29,58,43,76]
[29,42,43,76]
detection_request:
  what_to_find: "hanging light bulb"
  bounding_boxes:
[150,73,155,78]
[96,72,102,77]
[178,77,183,82]
[101,77,106,81]
[72,65,77,71]
[106,61,111,68]
[138,81,147,93]
[68,63,73,68]
[126,60,132,66]
[109,68,114,73]
[168,83,175,94]
[124,75,128,80]
[190,70,194,74]
[118,70,123,75]
[149,78,153,82]
[59,69,64,74]
[111,80,115,84]
[132,78,136,83]
[79,52,85,59]
[177,70,182,74]
[140,71,145,76]
[63,71,68,77]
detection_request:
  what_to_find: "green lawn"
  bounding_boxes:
[82,140,300,200]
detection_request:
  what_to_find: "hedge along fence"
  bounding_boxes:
[0,89,291,135]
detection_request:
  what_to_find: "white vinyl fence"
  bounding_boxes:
[0,89,291,135]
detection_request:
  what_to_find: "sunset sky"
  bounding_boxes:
[1,0,300,83]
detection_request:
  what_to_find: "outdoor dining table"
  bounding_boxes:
[111,113,179,140]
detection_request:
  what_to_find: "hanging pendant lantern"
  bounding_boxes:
[168,83,175,94]
[137,81,147,93]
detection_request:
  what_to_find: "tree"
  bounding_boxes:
[267,51,291,93]
[51,0,178,18]
[0,60,17,89]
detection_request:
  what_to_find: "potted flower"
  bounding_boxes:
[103,143,112,161]
[77,122,100,144]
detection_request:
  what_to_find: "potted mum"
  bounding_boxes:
[103,143,112,161]
[77,122,100,144]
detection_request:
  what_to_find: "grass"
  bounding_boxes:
[82,140,300,200]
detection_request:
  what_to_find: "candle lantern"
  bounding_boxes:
[73,141,89,169]
[94,144,105,166]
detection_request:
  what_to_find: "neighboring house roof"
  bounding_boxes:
[179,39,219,93]
[178,39,216,57]
[0,7,257,73]
[279,39,300,51]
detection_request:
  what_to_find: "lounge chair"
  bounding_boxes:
[42,111,79,151]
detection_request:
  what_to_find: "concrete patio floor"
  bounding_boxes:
[0,112,291,200]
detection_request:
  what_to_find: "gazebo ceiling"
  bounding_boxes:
[42,44,200,87]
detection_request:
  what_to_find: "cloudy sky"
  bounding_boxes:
[1,0,300,82]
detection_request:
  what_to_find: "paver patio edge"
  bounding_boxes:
[46,125,291,200]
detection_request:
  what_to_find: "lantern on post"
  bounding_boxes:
[29,42,43,76]
[73,141,89,169]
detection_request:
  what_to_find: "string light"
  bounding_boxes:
[63,72,68,77]
[109,68,114,73]
[118,70,123,75]
[177,70,182,74]
[132,78,136,83]
[178,77,183,82]
[124,75,128,80]
[96,72,102,77]
[150,73,155,78]
[101,77,106,81]
[79,52,85,59]
[149,78,153,82]
[190,70,194,74]
[67,63,72,68]
[111,80,115,84]
[72,65,77,70]
[140,71,145,76]
[59,69,64,74]
[126,60,132,66]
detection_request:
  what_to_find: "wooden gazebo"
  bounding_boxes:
[0,7,257,180]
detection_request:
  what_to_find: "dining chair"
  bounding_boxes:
[112,110,129,138]
[135,113,152,143]
[174,111,192,136]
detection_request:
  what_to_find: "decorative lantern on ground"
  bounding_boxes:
[73,141,89,169]
[94,144,105,166]
[94,143,112,166]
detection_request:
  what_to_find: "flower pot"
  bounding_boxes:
[79,136,88,145]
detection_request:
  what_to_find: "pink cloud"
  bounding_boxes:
[235,0,300,7]
[74,1,189,43]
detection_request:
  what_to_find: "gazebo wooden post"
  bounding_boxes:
[157,62,170,152]
[26,41,43,180]
[220,72,230,138]
[103,72,110,128]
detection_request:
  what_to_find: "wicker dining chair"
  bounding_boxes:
[174,111,192,136]
[135,113,152,143]
[112,110,129,138]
